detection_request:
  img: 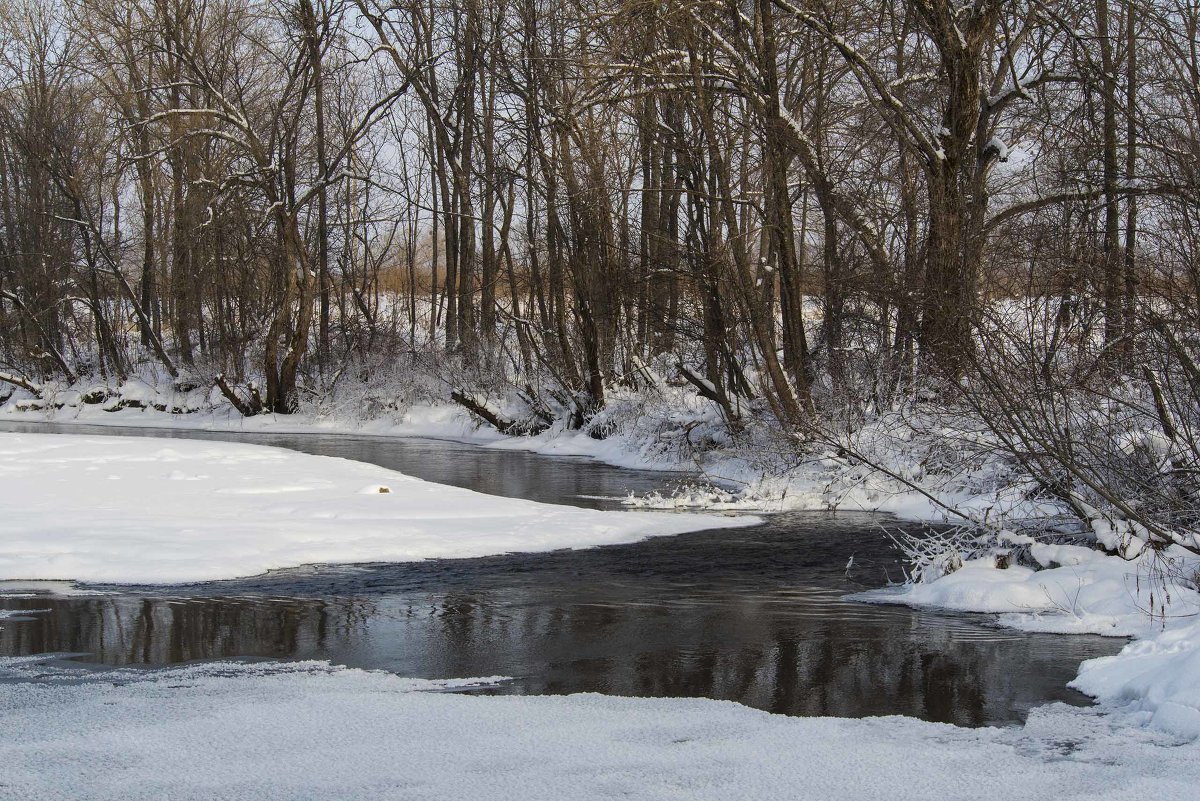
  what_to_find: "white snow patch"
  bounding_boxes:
[0,608,50,620]
[0,580,106,597]
[858,545,1199,638]
[1,657,1197,801]
[987,135,1010,161]
[0,433,757,585]
[1072,618,1200,740]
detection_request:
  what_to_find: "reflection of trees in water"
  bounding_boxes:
[398,592,1094,726]
[0,597,375,665]
[1,589,1107,725]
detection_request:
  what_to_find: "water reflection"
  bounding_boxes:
[0,420,684,509]
[0,422,1125,726]
[0,518,1122,727]
[1,596,345,664]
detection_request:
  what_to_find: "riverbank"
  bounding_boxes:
[0,424,1195,796]
[0,381,1038,522]
[861,553,1200,740]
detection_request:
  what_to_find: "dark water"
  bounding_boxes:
[0,420,1123,726]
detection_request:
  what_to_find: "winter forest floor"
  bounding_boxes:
[1,396,1199,799]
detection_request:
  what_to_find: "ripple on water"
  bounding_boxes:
[0,421,1125,726]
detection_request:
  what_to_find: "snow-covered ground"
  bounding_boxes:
[1,655,1196,801]
[856,541,1200,741]
[0,391,1014,526]
[0,432,755,584]
[2,389,705,473]
[3,409,1199,796]
[4,392,510,447]
[0,384,1055,523]
[863,543,1200,638]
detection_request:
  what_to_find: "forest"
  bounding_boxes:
[1,0,1199,558]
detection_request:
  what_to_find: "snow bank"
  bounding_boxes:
[857,541,1200,742]
[4,396,507,446]
[0,580,103,597]
[861,544,1200,637]
[0,383,1060,520]
[1,656,1197,801]
[1072,619,1200,740]
[0,433,755,584]
[2,394,727,474]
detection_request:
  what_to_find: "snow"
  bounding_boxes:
[1072,619,1200,740]
[0,420,1197,793]
[852,537,1200,745]
[0,580,103,597]
[0,358,1036,521]
[860,545,1199,637]
[5,395,509,447]
[1,656,1197,801]
[5,405,1200,764]
[2,394,681,469]
[0,433,756,584]
[987,135,1010,161]
[859,542,1200,637]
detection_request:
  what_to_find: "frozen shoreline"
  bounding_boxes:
[855,546,1200,741]
[0,399,1030,521]
[3,412,1199,776]
[1,656,1197,801]
[0,432,755,584]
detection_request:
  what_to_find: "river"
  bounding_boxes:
[0,421,1122,726]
